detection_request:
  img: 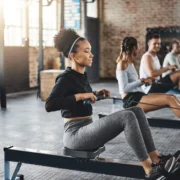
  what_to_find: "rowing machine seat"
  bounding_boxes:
[63,146,105,159]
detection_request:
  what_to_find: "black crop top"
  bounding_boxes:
[45,67,93,118]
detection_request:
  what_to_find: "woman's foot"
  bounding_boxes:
[145,156,178,180]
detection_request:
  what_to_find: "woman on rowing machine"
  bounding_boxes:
[116,36,180,117]
[45,29,179,180]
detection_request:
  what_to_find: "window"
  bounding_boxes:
[4,0,59,46]
[29,0,58,46]
[64,0,81,30]
[4,0,24,46]
[43,0,57,46]
[87,0,97,18]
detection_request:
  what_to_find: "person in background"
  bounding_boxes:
[163,40,180,77]
[116,36,180,117]
[139,32,180,94]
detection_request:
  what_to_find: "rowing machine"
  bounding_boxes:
[4,146,144,180]
[84,94,180,129]
[4,146,180,180]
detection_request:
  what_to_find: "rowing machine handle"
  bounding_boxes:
[144,83,150,87]
[83,94,105,105]
[145,79,157,86]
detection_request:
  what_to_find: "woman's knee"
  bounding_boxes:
[168,94,177,99]
[116,109,135,118]
[167,95,176,103]
[171,71,180,81]
[158,94,171,104]
[127,106,144,114]
[121,110,138,126]
[165,94,176,98]
[105,110,138,131]
[111,109,139,126]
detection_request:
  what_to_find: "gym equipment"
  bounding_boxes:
[4,95,180,179]
[4,146,180,180]
[4,146,144,180]
[84,94,180,129]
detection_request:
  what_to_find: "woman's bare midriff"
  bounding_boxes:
[64,116,92,122]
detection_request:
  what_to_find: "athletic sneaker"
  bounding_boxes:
[145,157,177,180]
[163,156,177,173]
[161,152,180,174]
[159,154,172,165]
[170,156,180,174]
[176,153,180,162]
[173,150,180,162]
[159,151,180,167]
[145,163,167,180]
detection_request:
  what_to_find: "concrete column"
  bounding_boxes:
[37,0,43,98]
[0,0,6,109]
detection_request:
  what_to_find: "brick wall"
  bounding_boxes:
[99,0,180,78]
[29,47,60,87]
[29,0,180,84]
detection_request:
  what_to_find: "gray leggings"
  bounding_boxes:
[63,106,156,161]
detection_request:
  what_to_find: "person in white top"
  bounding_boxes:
[139,32,180,94]
[162,40,180,77]
[116,36,180,117]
